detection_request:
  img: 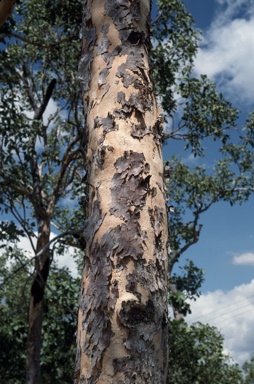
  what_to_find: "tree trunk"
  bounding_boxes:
[26,218,51,384]
[0,0,16,26]
[75,0,169,383]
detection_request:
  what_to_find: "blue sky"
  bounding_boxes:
[161,0,254,365]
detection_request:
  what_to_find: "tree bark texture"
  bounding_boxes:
[26,218,51,384]
[76,0,169,383]
[0,0,16,26]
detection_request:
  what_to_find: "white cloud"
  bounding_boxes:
[194,1,254,104]
[215,0,254,21]
[187,280,254,365]
[42,97,59,126]
[2,232,79,278]
[233,252,254,266]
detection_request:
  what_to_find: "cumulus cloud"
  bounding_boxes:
[187,280,254,365]
[233,252,254,266]
[194,0,254,104]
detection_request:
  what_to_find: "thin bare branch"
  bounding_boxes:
[0,226,84,288]
[0,32,74,49]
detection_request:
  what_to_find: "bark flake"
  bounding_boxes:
[83,197,106,249]
[110,151,150,219]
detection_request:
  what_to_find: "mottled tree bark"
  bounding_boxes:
[26,218,51,384]
[76,0,169,383]
[0,0,16,26]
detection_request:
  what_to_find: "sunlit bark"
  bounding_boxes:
[75,0,169,383]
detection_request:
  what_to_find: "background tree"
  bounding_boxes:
[151,0,254,318]
[0,247,246,384]
[242,354,254,384]
[0,247,79,383]
[0,0,84,382]
[168,320,243,384]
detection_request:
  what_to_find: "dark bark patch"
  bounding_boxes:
[128,30,145,45]
[114,260,168,381]
[148,206,164,237]
[107,221,146,260]
[98,68,109,86]
[126,259,166,295]
[148,206,166,261]
[78,2,97,104]
[113,357,139,383]
[80,235,113,376]
[83,198,106,249]
[131,121,151,139]
[31,257,50,305]
[116,87,150,118]
[110,151,150,219]
[78,7,97,97]
[96,24,111,56]
[81,240,112,310]
[109,280,119,309]
[94,113,118,134]
[151,186,157,197]
[82,309,112,379]
[95,144,114,168]
[153,115,164,145]
[119,299,155,327]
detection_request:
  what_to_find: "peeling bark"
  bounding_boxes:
[76,0,169,382]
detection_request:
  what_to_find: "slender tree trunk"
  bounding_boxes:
[26,218,50,384]
[0,0,16,26]
[75,0,169,382]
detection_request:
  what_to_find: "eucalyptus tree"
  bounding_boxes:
[75,0,169,382]
[0,247,79,384]
[168,320,243,384]
[1,0,254,382]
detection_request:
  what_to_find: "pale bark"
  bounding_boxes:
[0,0,16,26]
[75,0,169,383]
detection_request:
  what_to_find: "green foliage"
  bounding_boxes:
[0,248,79,383]
[178,75,239,156]
[242,354,254,384]
[169,260,204,316]
[168,320,243,384]
[167,145,253,273]
[0,249,245,384]
[0,0,85,248]
[151,0,200,115]
[151,2,253,296]
[173,260,204,299]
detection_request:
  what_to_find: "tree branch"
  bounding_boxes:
[34,78,57,120]
[0,227,84,288]
[0,31,74,48]
[0,0,16,27]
